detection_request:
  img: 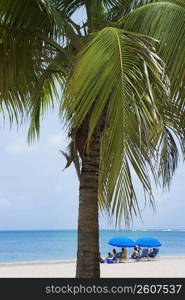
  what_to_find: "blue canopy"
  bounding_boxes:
[108,237,136,248]
[135,237,161,248]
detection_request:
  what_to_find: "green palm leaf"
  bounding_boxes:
[157,127,179,189]
[0,25,62,123]
[0,0,63,40]
[120,0,185,107]
[0,0,78,125]
[62,27,170,225]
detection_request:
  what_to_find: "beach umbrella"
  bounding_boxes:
[135,237,161,248]
[108,237,136,248]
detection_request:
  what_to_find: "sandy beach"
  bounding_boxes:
[0,257,184,278]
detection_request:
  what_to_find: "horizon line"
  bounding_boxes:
[0,228,185,232]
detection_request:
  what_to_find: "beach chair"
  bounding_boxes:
[137,248,149,260]
[148,248,159,258]
[106,258,115,264]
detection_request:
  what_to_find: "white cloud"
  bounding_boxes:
[5,138,38,154]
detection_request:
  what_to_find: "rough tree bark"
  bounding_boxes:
[76,125,101,278]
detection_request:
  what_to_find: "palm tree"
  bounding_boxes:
[0,0,185,278]
[61,0,185,277]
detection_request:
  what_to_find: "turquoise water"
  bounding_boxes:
[0,230,185,263]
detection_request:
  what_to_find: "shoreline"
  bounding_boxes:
[0,255,185,266]
[0,256,185,277]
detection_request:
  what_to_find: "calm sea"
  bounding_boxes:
[0,230,185,263]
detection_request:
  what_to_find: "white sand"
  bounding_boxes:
[0,257,185,277]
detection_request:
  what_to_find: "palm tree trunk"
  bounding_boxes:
[76,126,101,278]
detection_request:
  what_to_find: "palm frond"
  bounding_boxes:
[120,0,185,108]
[0,0,63,40]
[55,0,85,16]
[107,0,159,21]
[28,71,64,143]
[0,0,76,126]
[57,0,128,16]
[0,24,63,123]
[157,127,179,189]
[62,27,170,226]
[56,0,132,32]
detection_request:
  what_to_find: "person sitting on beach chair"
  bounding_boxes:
[105,252,115,264]
[131,247,140,259]
[112,248,118,263]
[137,248,149,260]
[98,252,105,263]
[119,248,127,262]
[136,246,141,255]
[106,252,113,258]
[148,248,159,258]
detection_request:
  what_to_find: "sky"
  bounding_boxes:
[0,106,185,231]
[0,6,185,231]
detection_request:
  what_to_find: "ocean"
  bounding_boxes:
[0,230,185,263]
